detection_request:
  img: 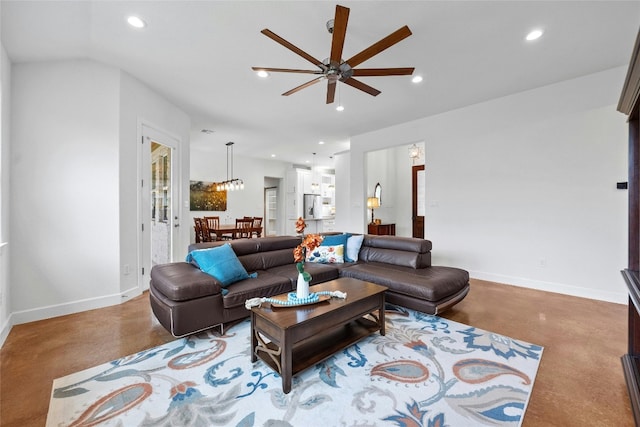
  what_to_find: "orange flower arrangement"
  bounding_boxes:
[294,217,323,281]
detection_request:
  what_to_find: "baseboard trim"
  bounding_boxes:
[10,286,142,327]
[470,270,628,305]
[0,313,13,348]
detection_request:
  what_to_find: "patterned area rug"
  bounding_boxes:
[46,305,543,426]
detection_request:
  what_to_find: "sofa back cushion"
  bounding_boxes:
[363,235,432,253]
[237,253,265,273]
[257,236,301,251]
[360,235,432,269]
[262,248,296,269]
[359,247,431,269]
[188,236,301,272]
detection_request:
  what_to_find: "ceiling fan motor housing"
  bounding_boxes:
[338,62,353,81]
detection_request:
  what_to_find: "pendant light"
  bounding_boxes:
[310,152,320,192]
[214,142,244,191]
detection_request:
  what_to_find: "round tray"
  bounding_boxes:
[269,294,331,309]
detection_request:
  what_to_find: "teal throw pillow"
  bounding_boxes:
[186,243,255,286]
[321,234,349,249]
[346,235,364,262]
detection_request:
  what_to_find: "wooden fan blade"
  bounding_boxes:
[282,77,324,96]
[326,81,337,104]
[252,67,322,74]
[261,29,325,69]
[330,5,350,64]
[345,25,412,68]
[352,67,414,77]
[342,78,381,97]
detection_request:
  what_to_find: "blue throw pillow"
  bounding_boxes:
[322,233,361,262]
[186,243,254,287]
[346,235,364,262]
[321,234,349,249]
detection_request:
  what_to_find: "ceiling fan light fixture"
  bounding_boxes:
[326,19,335,34]
[412,75,423,83]
[256,70,269,78]
[336,104,344,112]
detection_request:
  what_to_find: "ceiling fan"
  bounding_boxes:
[252,4,414,104]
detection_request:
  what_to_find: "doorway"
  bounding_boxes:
[140,124,180,290]
[264,187,278,236]
[412,165,425,238]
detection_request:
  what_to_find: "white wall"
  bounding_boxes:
[1,38,12,344]
[10,60,121,321]
[334,151,351,233]
[8,59,191,327]
[189,149,289,243]
[118,73,190,291]
[348,67,629,303]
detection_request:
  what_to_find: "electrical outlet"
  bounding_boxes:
[124,264,130,275]
[538,258,547,268]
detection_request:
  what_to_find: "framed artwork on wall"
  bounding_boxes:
[190,181,227,211]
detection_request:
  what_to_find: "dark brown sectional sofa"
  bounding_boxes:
[149,234,469,337]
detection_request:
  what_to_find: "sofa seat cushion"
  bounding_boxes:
[222,271,292,309]
[340,263,469,302]
[267,262,340,285]
[151,263,222,301]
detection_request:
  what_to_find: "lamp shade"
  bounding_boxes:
[367,197,380,209]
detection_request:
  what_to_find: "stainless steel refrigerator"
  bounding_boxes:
[303,194,322,220]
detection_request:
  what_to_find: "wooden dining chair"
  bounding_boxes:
[251,217,263,238]
[193,217,203,243]
[203,216,220,240]
[234,218,253,239]
[198,218,214,242]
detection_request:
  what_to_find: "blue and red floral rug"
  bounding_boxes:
[47,305,543,426]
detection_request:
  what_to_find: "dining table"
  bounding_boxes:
[209,224,263,240]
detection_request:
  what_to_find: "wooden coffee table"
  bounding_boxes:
[250,277,387,393]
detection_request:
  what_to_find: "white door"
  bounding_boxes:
[140,125,180,289]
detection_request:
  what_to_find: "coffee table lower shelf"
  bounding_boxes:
[255,316,380,378]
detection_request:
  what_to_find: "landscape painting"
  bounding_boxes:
[189,181,227,211]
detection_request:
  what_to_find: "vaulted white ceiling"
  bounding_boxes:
[2,1,639,168]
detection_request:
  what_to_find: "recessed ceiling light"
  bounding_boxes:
[336,105,344,112]
[526,29,543,41]
[256,70,269,78]
[127,16,146,29]
[412,75,423,84]
[271,154,276,158]
[319,141,325,145]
